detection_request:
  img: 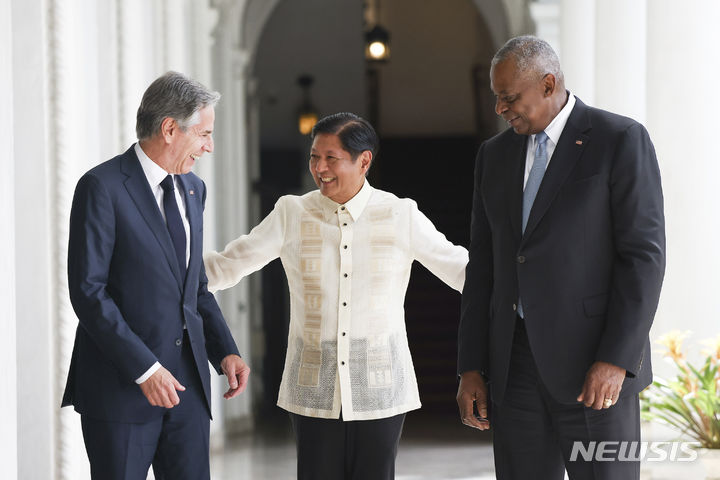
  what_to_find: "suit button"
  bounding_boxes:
[516,255,526,264]
[512,304,517,311]
[175,338,182,347]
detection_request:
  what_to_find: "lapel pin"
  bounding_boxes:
[575,140,583,145]
[189,189,195,196]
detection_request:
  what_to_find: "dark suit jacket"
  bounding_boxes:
[62,145,240,422]
[458,98,665,405]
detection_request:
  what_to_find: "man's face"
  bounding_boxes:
[309,133,370,205]
[490,60,550,135]
[166,106,215,174]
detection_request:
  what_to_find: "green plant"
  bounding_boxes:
[641,331,720,448]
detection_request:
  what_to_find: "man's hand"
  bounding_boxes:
[577,361,626,410]
[221,354,250,399]
[139,366,186,408]
[457,370,490,430]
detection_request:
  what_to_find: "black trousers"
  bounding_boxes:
[492,318,640,480]
[289,411,406,480]
[81,331,210,480]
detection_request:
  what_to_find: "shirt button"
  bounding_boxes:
[343,223,347,226]
[341,206,346,210]
[341,361,346,365]
[516,255,526,264]
[175,338,182,346]
[344,273,348,278]
[342,332,346,336]
[343,302,348,306]
[512,304,517,311]
[343,245,348,249]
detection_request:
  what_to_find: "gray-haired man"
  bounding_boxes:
[62,71,250,479]
[457,36,665,479]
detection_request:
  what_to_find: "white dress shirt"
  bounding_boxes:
[133,142,191,384]
[204,180,468,420]
[523,93,576,188]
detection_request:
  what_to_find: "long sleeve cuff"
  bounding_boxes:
[135,361,161,384]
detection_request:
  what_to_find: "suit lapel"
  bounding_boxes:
[506,133,527,241]
[521,100,591,244]
[121,149,184,291]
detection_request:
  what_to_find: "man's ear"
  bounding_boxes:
[542,73,556,97]
[360,150,373,173]
[160,117,177,143]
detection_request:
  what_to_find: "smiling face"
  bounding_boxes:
[490,59,555,136]
[162,106,215,174]
[309,133,371,204]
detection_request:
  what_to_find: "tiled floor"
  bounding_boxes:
[209,412,709,479]
[210,411,495,479]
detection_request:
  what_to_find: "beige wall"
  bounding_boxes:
[378,0,494,136]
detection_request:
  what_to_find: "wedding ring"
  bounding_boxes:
[603,398,613,408]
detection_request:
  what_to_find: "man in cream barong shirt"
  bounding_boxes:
[204,112,467,479]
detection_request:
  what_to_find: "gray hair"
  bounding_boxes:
[492,35,564,85]
[135,71,220,141]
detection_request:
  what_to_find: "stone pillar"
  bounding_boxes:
[593,0,646,123]
[13,0,55,475]
[1,0,18,476]
[558,0,595,104]
[529,1,560,56]
[646,0,720,369]
[210,0,254,436]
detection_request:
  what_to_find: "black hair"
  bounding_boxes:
[310,112,379,160]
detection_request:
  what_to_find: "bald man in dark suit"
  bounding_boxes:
[457,36,665,480]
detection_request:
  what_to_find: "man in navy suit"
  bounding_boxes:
[456,36,665,479]
[62,71,250,479]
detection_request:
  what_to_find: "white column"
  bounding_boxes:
[13,0,55,477]
[646,0,720,370]
[118,0,162,146]
[593,0,646,123]
[1,0,18,476]
[529,1,560,56]
[558,0,595,104]
[187,0,228,444]
[210,1,254,436]
[49,0,78,475]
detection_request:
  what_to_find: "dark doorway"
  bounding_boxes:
[368,135,477,415]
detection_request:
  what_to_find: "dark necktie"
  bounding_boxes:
[160,175,186,280]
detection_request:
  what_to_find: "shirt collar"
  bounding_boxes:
[319,178,373,222]
[134,142,171,189]
[533,91,576,145]
[343,179,373,221]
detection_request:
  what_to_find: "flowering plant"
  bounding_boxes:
[641,331,720,448]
